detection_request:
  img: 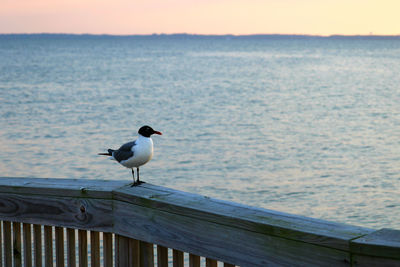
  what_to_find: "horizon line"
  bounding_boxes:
[1,33,400,38]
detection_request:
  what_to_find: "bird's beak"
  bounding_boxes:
[154,131,162,135]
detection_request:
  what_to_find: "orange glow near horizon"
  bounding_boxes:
[1,0,399,36]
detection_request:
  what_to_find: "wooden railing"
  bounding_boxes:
[0,177,399,267]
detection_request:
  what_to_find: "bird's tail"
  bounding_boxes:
[98,149,114,156]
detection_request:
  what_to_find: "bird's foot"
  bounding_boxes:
[130,180,145,187]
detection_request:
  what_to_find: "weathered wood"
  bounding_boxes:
[350,228,400,259]
[157,245,168,267]
[114,234,120,267]
[90,231,100,267]
[1,177,400,266]
[113,199,350,266]
[13,222,22,267]
[78,229,88,267]
[66,228,76,267]
[3,221,12,267]
[44,225,53,267]
[115,235,141,267]
[189,254,200,267]
[140,241,154,267]
[0,177,127,199]
[0,193,113,233]
[173,249,184,267]
[102,232,113,267]
[33,224,42,267]
[129,238,140,267]
[352,254,400,266]
[55,227,64,267]
[0,221,2,267]
[114,183,373,251]
[23,223,32,267]
[206,258,217,267]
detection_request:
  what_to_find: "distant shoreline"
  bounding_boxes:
[1,33,400,40]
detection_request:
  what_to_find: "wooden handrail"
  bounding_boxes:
[0,177,399,266]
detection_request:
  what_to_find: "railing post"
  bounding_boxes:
[103,232,113,267]
[66,228,76,267]
[12,222,22,267]
[157,245,168,267]
[33,225,42,267]
[90,231,100,267]
[78,230,88,267]
[23,223,32,267]
[140,241,154,267]
[44,226,53,267]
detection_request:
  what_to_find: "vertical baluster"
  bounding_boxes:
[55,227,64,267]
[23,223,32,267]
[157,245,168,267]
[44,226,53,267]
[78,230,88,267]
[140,241,154,267]
[66,228,76,267]
[102,233,112,267]
[0,221,3,267]
[128,238,139,267]
[206,258,217,267]
[12,222,22,267]
[173,249,184,267]
[3,222,11,267]
[90,231,100,267]
[115,235,127,267]
[189,254,200,267]
[224,263,235,267]
[33,225,42,267]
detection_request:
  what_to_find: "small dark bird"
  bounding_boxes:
[99,125,162,186]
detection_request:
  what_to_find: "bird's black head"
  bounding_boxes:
[138,125,162,138]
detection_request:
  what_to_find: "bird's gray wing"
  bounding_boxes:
[113,141,136,162]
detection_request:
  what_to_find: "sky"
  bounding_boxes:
[1,0,399,36]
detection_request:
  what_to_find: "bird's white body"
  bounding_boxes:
[117,135,154,168]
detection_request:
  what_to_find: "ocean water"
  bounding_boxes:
[0,34,399,229]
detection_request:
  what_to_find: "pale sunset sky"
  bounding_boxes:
[1,0,399,36]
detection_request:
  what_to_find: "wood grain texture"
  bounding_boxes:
[90,231,100,267]
[206,258,217,267]
[112,200,350,267]
[33,224,42,267]
[23,223,32,267]
[3,221,12,267]
[157,245,168,267]
[13,222,22,267]
[0,222,2,267]
[189,254,200,267]
[140,241,154,267]
[78,229,88,267]
[352,254,400,267]
[114,183,373,251]
[173,249,184,267]
[350,228,400,259]
[0,177,127,199]
[1,178,400,266]
[128,238,140,267]
[102,232,113,267]
[66,228,76,267]
[55,227,64,267]
[0,193,113,232]
[44,225,53,267]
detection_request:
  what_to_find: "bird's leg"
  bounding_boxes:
[131,168,137,187]
[136,168,145,184]
[137,167,141,184]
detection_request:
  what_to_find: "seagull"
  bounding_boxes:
[98,125,162,186]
